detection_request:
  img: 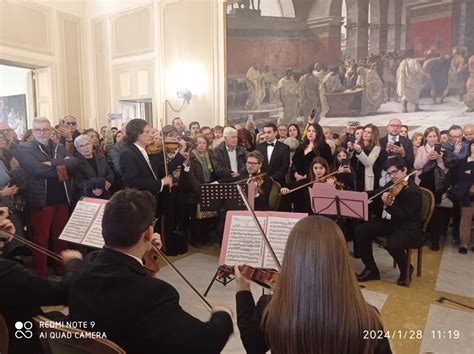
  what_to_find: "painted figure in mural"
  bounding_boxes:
[382,53,397,102]
[245,63,265,111]
[262,64,279,104]
[320,66,344,118]
[298,64,321,122]
[397,49,423,113]
[355,67,384,116]
[464,55,474,113]
[277,68,299,125]
[422,49,444,104]
[312,62,326,84]
[440,47,468,103]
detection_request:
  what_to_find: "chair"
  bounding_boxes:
[33,315,125,354]
[391,186,435,285]
[0,314,8,354]
[268,180,282,211]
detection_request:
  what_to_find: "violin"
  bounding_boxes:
[384,179,408,206]
[218,264,279,290]
[248,173,265,197]
[142,246,161,276]
[368,170,417,204]
[283,171,339,195]
[145,140,182,155]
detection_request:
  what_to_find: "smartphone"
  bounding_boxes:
[394,141,401,147]
[341,158,349,167]
[310,109,316,119]
[434,143,442,154]
[247,115,254,122]
[110,112,123,120]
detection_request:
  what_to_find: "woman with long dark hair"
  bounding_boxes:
[235,215,391,354]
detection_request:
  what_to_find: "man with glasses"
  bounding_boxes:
[355,157,422,286]
[69,189,233,354]
[16,117,78,277]
[58,115,81,147]
[244,150,273,211]
[379,118,415,169]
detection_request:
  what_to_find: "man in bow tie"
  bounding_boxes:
[256,123,290,186]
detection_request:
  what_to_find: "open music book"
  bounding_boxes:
[219,211,307,269]
[59,198,107,248]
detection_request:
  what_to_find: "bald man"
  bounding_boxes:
[379,118,415,169]
[463,124,474,142]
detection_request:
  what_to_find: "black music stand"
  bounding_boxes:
[200,183,249,211]
[200,183,249,296]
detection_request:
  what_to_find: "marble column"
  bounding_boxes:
[388,23,403,51]
[346,22,369,59]
[369,23,389,54]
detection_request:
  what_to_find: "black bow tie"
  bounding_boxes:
[267,142,275,147]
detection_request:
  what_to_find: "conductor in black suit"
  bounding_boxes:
[355,157,422,286]
[119,119,173,197]
[68,189,233,354]
[379,118,415,170]
[256,123,290,185]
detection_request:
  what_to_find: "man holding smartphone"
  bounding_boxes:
[379,118,414,169]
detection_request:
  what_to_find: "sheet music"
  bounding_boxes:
[223,215,266,267]
[59,201,100,243]
[82,205,106,248]
[263,216,299,268]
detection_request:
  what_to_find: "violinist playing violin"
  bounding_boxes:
[69,189,233,354]
[0,206,83,354]
[355,157,422,286]
[243,151,273,211]
[235,216,392,354]
[280,156,338,213]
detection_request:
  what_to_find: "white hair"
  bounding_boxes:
[223,126,237,138]
[33,117,51,125]
[74,134,91,149]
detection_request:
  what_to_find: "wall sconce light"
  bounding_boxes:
[177,89,192,104]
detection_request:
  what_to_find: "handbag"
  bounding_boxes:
[437,192,453,208]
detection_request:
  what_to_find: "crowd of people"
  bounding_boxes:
[0,108,472,353]
[244,47,474,123]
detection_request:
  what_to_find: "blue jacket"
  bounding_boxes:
[17,139,78,209]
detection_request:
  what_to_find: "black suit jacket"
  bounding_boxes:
[212,142,247,182]
[256,141,290,185]
[0,257,81,354]
[119,144,163,194]
[379,135,415,169]
[69,248,233,354]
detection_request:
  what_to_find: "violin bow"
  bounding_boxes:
[236,184,281,271]
[0,228,63,263]
[159,119,169,177]
[232,172,267,185]
[151,241,213,312]
[368,170,417,203]
[284,170,339,194]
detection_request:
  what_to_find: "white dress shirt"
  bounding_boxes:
[266,140,276,163]
[227,146,238,172]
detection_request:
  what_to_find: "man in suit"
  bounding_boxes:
[212,126,247,182]
[355,157,422,286]
[242,150,273,211]
[69,189,234,354]
[119,119,173,196]
[379,118,415,170]
[256,123,290,185]
[0,207,83,354]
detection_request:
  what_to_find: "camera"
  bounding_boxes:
[434,144,442,154]
[341,158,349,167]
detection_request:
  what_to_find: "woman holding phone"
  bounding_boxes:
[414,126,456,250]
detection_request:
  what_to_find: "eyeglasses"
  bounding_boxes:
[77,143,91,149]
[246,161,260,165]
[66,122,77,126]
[386,169,400,176]
[33,128,51,133]
[388,124,401,128]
